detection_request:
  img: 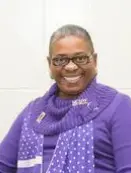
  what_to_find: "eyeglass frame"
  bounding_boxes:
[50,52,94,67]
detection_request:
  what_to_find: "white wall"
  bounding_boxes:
[0,0,131,141]
[0,0,50,141]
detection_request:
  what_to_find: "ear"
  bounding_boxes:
[47,56,51,66]
[47,56,54,79]
[49,71,54,79]
[93,53,97,66]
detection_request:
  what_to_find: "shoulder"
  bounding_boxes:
[14,91,49,124]
[104,83,131,109]
[21,94,48,118]
[100,85,131,126]
[96,81,131,115]
[111,92,131,121]
[96,82,131,128]
[97,82,131,105]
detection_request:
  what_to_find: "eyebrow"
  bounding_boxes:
[54,52,87,57]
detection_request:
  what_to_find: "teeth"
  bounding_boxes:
[64,76,81,83]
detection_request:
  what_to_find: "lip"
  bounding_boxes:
[63,75,82,83]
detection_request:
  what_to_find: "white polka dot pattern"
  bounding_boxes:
[17,113,44,164]
[47,121,94,173]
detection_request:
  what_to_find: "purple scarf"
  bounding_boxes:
[16,79,117,173]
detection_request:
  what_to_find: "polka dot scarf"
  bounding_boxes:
[46,121,94,173]
[17,116,94,173]
[16,78,116,173]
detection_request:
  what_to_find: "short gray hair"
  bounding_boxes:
[49,24,94,57]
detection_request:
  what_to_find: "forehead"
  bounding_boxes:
[51,36,91,56]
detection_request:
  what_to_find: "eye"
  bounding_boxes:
[52,57,67,66]
[75,55,89,64]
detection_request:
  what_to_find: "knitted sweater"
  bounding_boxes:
[0,79,131,173]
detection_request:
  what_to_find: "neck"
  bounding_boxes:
[58,91,80,99]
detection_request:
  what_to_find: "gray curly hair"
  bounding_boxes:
[49,24,94,57]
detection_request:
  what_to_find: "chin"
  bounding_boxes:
[57,81,88,98]
[61,87,84,97]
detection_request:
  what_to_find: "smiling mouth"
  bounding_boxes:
[64,76,81,83]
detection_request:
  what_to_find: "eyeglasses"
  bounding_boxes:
[51,53,93,67]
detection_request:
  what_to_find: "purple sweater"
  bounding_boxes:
[0,79,131,172]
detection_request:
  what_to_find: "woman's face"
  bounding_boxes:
[48,36,97,98]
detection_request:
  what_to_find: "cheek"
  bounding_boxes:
[82,64,95,72]
[82,65,97,79]
[50,66,62,79]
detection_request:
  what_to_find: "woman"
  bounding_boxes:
[0,24,131,173]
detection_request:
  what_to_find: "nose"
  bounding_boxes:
[64,60,78,71]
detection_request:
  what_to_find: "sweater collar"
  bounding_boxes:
[32,78,117,135]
